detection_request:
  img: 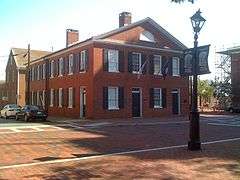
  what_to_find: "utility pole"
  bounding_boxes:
[26,44,31,105]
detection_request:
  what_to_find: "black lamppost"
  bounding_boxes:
[188,9,206,151]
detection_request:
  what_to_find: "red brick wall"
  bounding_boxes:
[92,44,189,119]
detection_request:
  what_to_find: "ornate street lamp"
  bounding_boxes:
[188,9,206,151]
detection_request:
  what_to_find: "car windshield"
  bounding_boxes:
[9,104,20,109]
[29,106,40,110]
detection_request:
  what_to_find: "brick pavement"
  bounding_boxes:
[0,115,239,179]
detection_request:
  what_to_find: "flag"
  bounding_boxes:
[137,58,148,79]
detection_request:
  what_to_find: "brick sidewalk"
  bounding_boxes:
[0,115,239,179]
[0,141,239,179]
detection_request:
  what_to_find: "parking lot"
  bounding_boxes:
[0,114,239,179]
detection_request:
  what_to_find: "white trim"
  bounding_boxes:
[108,87,119,110]
[172,57,180,76]
[132,88,142,117]
[68,87,73,108]
[59,88,63,108]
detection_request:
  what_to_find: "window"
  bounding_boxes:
[108,87,119,110]
[42,90,45,107]
[80,50,87,71]
[154,55,162,75]
[50,89,54,107]
[37,91,40,105]
[153,88,162,108]
[43,63,46,79]
[50,60,54,78]
[32,67,35,81]
[132,52,141,74]
[68,87,73,108]
[68,54,74,75]
[37,65,40,80]
[59,88,63,107]
[172,57,180,76]
[140,31,155,42]
[31,91,34,105]
[59,58,64,76]
[108,49,119,72]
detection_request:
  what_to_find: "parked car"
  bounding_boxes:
[0,104,21,119]
[16,105,48,122]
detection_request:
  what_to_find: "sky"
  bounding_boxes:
[0,0,240,80]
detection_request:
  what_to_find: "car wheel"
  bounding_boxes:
[16,115,19,120]
[229,108,234,113]
[24,115,29,122]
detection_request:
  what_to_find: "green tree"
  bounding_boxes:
[198,80,214,109]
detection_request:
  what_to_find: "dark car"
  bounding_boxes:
[16,105,48,122]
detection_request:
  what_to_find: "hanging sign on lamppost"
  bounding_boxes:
[181,44,210,76]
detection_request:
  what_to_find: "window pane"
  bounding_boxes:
[108,87,119,109]
[108,50,119,72]
[153,88,162,108]
[132,53,141,73]
[154,55,161,74]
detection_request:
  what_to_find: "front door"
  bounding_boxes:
[132,88,141,117]
[172,90,179,114]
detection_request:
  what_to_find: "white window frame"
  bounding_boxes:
[80,50,86,72]
[59,58,64,76]
[59,88,63,107]
[108,87,119,110]
[43,63,46,79]
[132,52,141,74]
[37,91,40,105]
[153,88,162,108]
[42,90,45,107]
[50,60,54,78]
[31,91,34,105]
[68,54,74,75]
[108,49,119,72]
[153,55,162,75]
[172,57,180,76]
[32,67,35,81]
[37,65,40,80]
[50,89,54,107]
[68,87,73,108]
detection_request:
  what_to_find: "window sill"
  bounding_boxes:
[58,105,62,108]
[108,70,120,73]
[108,107,119,110]
[132,71,142,74]
[68,106,73,109]
[172,74,180,77]
[79,71,86,73]
[68,73,73,76]
[58,74,63,77]
[153,73,163,76]
[50,105,53,107]
[154,106,163,109]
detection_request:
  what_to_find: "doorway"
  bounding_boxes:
[132,88,142,117]
[172,89,180,115]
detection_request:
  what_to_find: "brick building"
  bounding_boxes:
[5,48,50,106]
[29,12,189,119]
[218,46,240,108]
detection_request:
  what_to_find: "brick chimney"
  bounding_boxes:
[119,12,132,27]
[66,29,79,47]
